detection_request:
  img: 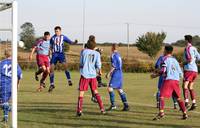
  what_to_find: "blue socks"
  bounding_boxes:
[119,91,128,108]
[2,102,10,121]
[65,70,71,80]
[109,91,115,106]
[172,96,178,104]
[156,91,160,103]
[49,73,54,85]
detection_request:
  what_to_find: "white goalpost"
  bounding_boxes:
[0,1,18,128]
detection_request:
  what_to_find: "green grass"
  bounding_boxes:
[12,71,200,128]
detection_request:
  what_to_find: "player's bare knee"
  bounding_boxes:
[79,91,85,97]
[93,90,98,94]
[108,87,113,92]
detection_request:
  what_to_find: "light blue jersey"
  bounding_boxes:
[162,56,183,81]
[34,39,50,55]
[80,49,101,79]
[183,44,200,72]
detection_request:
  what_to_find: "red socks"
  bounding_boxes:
[95,93,104,111]
[189,89,196,102]
[178,100,186,113]
[183,88,189,102]
[77,97,83,112]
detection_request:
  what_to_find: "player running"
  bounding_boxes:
[151,45,188,120]
[76,40,105,116]
[182,35,200,110]
[106,44,129,111]
[48,26,77,92]
[154,55,178,109]
[29,32,51,91]
[0,49,22,123]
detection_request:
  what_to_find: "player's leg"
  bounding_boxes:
[172,95,178,109]
[117,89,129,111]
[90,83,97,103]
[188,82,197,111]
[62,62,72,86]
[183,81,190,108]
[35,68,43,81]
[97,75,107,87]
[37,65,47,92]
[91,78,105,114]
[77,91,85,116]
[156,91,160,108]
[35,55,45,81]
[107,87,116,111]
[48,64,55,92]
[1,93,11,123]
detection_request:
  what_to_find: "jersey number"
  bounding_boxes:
[88,54,95,63]
[3,64,12,77]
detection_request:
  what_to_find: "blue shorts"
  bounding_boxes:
[109,70,123,89]
[50,53,66,65]
[0,92,11,104]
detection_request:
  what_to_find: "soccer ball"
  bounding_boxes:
[18,41,24,48]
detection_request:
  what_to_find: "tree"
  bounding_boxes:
[20,22,36,50]
[136,32,166,58]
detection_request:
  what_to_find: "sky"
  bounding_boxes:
[0,0,200,43]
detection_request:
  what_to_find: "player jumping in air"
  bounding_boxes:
[154,55,178,109]
[182,35,200,110]
[151,45,188,120]
[48,26,77,92]
[29,32,51,91]
[0,49,22,123]
[106,44,129,111]
[76,40,105,116]
[86,35,107,103]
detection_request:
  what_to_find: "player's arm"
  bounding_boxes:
[63,35,78,44]
[29,46,36,61]
[106,55,116,79]
[95,53,102,75]
[17,64,23,89]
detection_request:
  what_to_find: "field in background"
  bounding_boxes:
[15,71,200,128]
[0,43,185,64]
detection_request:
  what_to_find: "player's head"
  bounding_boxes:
[164,45,173,55]
[4,49,11,58]
[184,35,192,44]
[54,26,62,36]
[88,35,95,42]
[86,40,96,50]
[111,43,118,52]
[44,31,51,40]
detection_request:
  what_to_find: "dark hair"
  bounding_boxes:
[54,26,62,31]
[112,43,118,50]
[184,35,192,43]
[165,45,173,54]
[86,40,96,50]
[89,35,95,42]
[44,31,50,36]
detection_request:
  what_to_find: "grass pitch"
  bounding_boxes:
[13,71,200,128]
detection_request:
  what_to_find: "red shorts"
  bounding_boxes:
[36,54,50,68]
[160,80,181,99]
[184,71,198,82]
[79,76,97,91]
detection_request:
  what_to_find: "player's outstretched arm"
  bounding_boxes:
[29,47,36,61]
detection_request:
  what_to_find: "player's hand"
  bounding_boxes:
[150,73,157,79]
[74,39,78,44]
[105,73,110,79]
[29,55,32,61]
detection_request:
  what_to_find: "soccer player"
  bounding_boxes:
[106,44,129,111]
[182,35,200,110]
[154,55,178,109]
[0,49,22,122]
[76,40,105,116]
[48,26,77,92]
[29,32,51,91]
[86,35,107,103]
[152,45,188,120]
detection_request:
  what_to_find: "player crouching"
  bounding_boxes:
[29,32,51,91]
[76,40,105,116]
[151,45,188,120]
[106,44,129,111]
